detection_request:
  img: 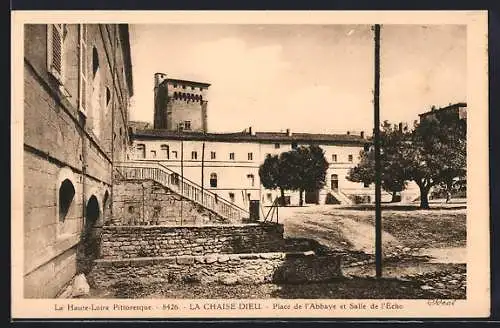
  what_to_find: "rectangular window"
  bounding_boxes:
[191,151,198,160]
[274,143,280,149]
[172,151,178,159]
[348,154,353,162]
[150,150,156,158]
[184,121,191,130]
[211,151,216,160]
[229,192,235,202]
[47,24,65,83]
[247,152,253,161]
[229,152,235,160]
[332,154,337,162]
[78,24,88,115]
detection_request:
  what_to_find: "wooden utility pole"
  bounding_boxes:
[373,24,383,278]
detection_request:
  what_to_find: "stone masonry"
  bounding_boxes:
[100,223,285,259]
[112,179,227,226]
[89,251,342,289]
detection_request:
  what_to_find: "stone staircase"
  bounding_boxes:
[114,161,249,223]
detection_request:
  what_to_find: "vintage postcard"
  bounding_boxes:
[11,10,489,319]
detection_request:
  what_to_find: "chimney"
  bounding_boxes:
[398,122,403,133]
[248,126,256,136]
[360,131,365,139]
[286,128,292,137]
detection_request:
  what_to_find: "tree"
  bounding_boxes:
[258,154,290,206]
[347,122,408,202]
[258,145,329,207]
[405,110,466,209]
[288,145,329,206]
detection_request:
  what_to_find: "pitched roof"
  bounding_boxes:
[131,129,368,145]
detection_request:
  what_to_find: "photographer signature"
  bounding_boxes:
[427,299,457,306]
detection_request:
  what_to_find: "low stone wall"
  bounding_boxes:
[88,251,342,288]
[100,223,285,259]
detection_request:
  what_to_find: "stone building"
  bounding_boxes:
[419,102,467,122]
[129,73,389,210]
[153,73,210,132]
[23,24,133,298]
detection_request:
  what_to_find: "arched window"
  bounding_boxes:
[136,144,145,159]
[160,144,169,159]
[59,179,75,222]
[331,174,339,191]
[210,173,217,188]
[247,174,255,187]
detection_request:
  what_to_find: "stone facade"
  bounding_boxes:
[23,24,133,298]
[153,73,210,132]
[89,251,342,289]
[111,179,226,226]
[100,223,285,259]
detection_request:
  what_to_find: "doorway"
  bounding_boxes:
[79,195,101,274]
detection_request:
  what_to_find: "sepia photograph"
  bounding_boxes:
[11,10,489,319]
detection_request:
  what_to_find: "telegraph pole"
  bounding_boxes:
[373,24,383,278]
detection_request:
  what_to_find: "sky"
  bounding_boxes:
[128,24,466,134]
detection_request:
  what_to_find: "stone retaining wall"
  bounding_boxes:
[100,223,285,259]
[88,251,342,288]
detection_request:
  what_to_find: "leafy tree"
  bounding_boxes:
[347,110,466,209]
[258,145,329,207]
[258,154,289,206]
[347,122,408,202]
[405,110,466,208]
[288,145,329,206]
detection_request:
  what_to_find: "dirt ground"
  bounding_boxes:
[89,203,467,299]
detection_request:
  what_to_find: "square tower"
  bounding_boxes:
[153,73,210,132]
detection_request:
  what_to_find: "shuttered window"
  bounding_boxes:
[47,24,65,83]
[78,24,88,115]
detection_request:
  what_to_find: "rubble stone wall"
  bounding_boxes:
[89,252,342,288]
[100,223,285,259]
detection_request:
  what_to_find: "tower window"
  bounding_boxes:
[247,152,253,161]
[150,150,156,158]
[348,154,353,162]
[229,193,235,202]
[274,143,280,149]
[332,154,337,162]
[191,151,198,160]
[291,142,298,149]
[172,150,178,159]
[211,151,216,160]
[229,152,235,160]
[184,121,191,130]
